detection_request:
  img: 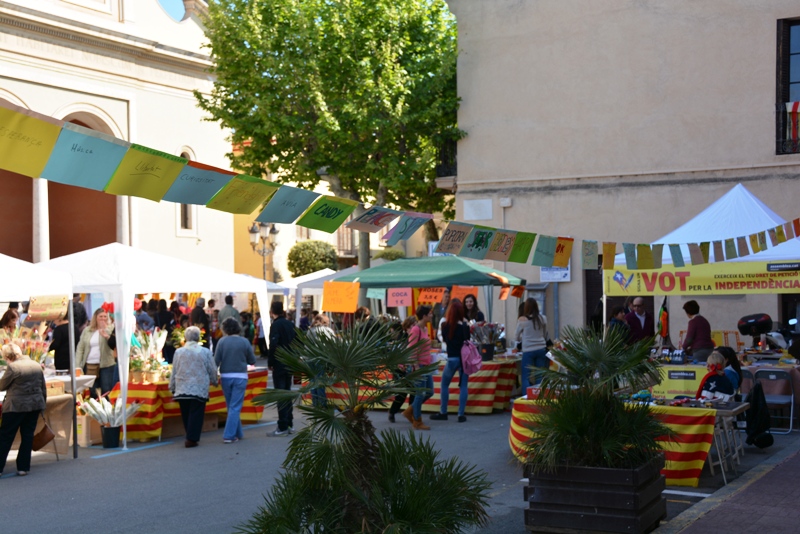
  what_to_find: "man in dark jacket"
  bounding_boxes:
[190,298,210,348]
[268,301,296,436]
[625,297,654,343]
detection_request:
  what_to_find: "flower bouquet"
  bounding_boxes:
[470,322,505,345]
[78,394,141,428]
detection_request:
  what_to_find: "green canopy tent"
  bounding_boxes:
[333,256,527,320]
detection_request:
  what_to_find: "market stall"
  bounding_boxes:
[509,398,718,487]
[42,243,281,448]
[108,370,267,441]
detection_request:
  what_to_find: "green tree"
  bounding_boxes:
[241,323,491,533]
[197,0,461,269]
[287,240,338,277]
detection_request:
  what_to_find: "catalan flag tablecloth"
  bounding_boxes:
[509,398,716,487]
[110,370,268,441]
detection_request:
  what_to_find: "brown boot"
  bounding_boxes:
[412,417,430,431]
[402,406,414,424]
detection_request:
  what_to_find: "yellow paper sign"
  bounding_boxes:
[105,145,187,201]
[26,295,70,322]
[553,237,574,268]
[637,244,654,270]
[322,281,360,313]
[0,102,62,177]
[206,174,280,214]
[417,287,446,304]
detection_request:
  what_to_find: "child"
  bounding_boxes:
[696,352,735,401]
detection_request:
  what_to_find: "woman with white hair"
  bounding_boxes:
[169,326,218,448]
[0,343,46,477]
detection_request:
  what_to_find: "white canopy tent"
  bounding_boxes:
[42,243,281,449]
[0,253,73,301]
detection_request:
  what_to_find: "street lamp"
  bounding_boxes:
[248,222,279,280]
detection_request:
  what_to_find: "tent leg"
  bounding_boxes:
[68,300,78,459]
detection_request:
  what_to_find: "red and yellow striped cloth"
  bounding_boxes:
[110,370,268,441]
[509,399,716,487]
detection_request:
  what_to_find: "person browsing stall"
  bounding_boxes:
[431,298,471,423]
[515,298,549,393]
[681,300,715,364]
[214,317,256,444]
[409,305,435,431]
[463,294,485,322]
[170,326,218,448]
[76,308,117,396]
[268,301,297,436]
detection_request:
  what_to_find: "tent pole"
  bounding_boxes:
[68,300,78,459]
[602,292,607,341]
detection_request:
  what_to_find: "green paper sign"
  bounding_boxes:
[296,195,359,233]
[105,144,187,201]
[532,235,557,267]
[507,232,536,263]
[206,174,280,214]
[366,288,385,300]
[460,225,496,259]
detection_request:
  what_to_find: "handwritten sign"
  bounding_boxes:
[776,224,788,244]
[485,230,517,261]
[387,287,413,307]
[602,242,617,270]
[507,232,536,263]
[435,222,473,255]
[257,185,320,224]
[417,287,446,304]
[322,281,360,313]
[450,285,478,303]
[0,100,63,178]
[41,122,130,191]
[296,195,359,233]
[531,235,557,267]
[346,206,401,233]
[581,240,598,270]
[26,295,70,322]
[460,225,496,259]
[552,237,574,268]
[366,288,386,300]
[206,174,280,214]
[162,160,236,205]
[105,144,187,201]
[383,211,432,246]
[757,232,768,252]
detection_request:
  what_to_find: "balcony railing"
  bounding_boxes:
[776,102,800,155]
[435,139,457,177]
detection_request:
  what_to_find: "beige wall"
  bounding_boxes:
[447,0,800,339]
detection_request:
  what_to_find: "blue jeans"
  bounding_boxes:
[221,377,247,440]
[100,364,118,395]
[521,348,549,393]
[412,374,434,419]
[439,357,469,417]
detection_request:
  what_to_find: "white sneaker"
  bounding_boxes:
[288,426,295,434]
[273,428,290,436]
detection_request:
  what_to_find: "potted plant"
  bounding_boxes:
[242,322,491,533]
[78,395,141,448]
[522,326,671,534]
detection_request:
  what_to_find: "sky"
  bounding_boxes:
[158,0,185,21]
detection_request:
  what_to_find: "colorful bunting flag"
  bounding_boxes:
[531,235,557,267]
[581,240,598,270]
[724,238,738,260]
[552,237,574,268]
[484,230,517,261]
[668,244,685,267]
[104,144,187,202]
[749,233,761,253]
[41,122,130,191]
[622,243,637,270]
[688,243,705,265]
[636,244,654,270]
[776,225,788,244]
[507,232,537,263]
[0,99,63,178]
[256,185,320,224]
[383,211,433,246]
[794,218,800,238]
[162,161,236,205]
[296,195,359,233]
[713,241,725,262]
[434,222,473,255]
[786,221,796,240]
[652,244,664,269]
[737,236,750,258]
[757,231,768,252]
[460,226,497,259]
[205,174,280,214]
[768,228,779,247]
[602,242,617,270]
[699,242,710,263]
[346,205,402,233]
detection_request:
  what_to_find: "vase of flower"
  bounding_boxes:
[100,425,121,449]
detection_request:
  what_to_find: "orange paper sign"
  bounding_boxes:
[322,281,360,313]
[450,285,479,303]
[499,286,511,300]
[511,285,525,298]
[387,287,413,307]
[417,287,446,304]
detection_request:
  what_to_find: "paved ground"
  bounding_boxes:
[2,395,798,533]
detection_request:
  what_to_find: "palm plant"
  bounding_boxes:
[240,322,491,533]
[525,326,672,473]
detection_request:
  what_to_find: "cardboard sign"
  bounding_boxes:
[206,174,280,214]
[450,285,478,303]
[346,206,401,233]
[485,230,517,261]
[507,232,536,263]
[105,144,187,202]
[417,287,446,304]
[387,287,413,307]
[435,222,473,255]
[321,281,360,313]
[383,211,432,246]
[460,226,496,259]
[26,295,70,322]
[296,195,359,233]
[366,288,386,300]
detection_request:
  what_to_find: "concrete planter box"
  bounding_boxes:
[524,456,666,533]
